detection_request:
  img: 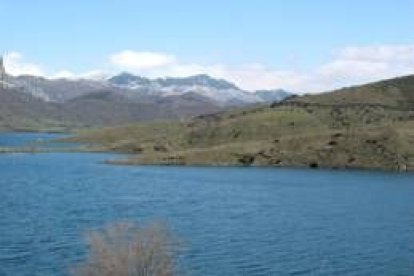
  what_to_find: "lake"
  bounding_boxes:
[1,133,414,275]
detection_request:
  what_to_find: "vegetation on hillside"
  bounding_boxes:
[297,75,414,108]
[67,75,414,171]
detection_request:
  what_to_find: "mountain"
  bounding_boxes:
[9,73,293,106]
[0,86,68,131]
[110,73,238,90]
[11,75,111,102]
[61,89,223,126]
[0,86,224,131]
[0,72,293,131]
[108,73,293,106]
[156,74,239,90]
[108,72,152,88]
[70,74,414,171]
[254,89,293,102]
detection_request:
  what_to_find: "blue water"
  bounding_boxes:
[0,132,64,147]
[1,133,414,276]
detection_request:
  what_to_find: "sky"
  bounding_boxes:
[1,0,414,92]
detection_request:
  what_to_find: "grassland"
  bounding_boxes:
[67,82,414,171]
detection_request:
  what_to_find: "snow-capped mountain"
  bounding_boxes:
[108,73,293,106]
[10,75,111,102]
[254,89,294,102]
[7,72,293,106]
[1,72,294,130]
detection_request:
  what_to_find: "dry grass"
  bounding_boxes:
[70,90,414,171]
[71,222,177,276]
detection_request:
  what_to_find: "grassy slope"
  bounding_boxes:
[297,75,414,108]
[69,75,414,171]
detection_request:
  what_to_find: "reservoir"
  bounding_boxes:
[1,133,414,275]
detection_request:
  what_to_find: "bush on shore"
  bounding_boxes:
[71,222,176,276]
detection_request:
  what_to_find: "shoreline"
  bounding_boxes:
[1,143,413,173]
[1,130,413,173]
[102,153,414,173]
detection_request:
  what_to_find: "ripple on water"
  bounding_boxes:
[1,135,414,275]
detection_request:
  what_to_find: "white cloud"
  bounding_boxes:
[50,69,108,80]
[4,44,414,93]
[313,44,414,90]
[4,52,45,76]
[50,70,76,79]
[79,70,108,80]
[106,44,414,92]
[338,45,414,63]
[109,50,175,70]
[107,52,319,91]
[3,53,107,81]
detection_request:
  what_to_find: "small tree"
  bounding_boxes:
[72,222,176,276]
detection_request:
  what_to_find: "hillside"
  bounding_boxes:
[59,90,224,126]
[295,75,414,109]
[0,87,74,132]
[69,75,414,171]
[0,73,292,131]
[0,86,226,131]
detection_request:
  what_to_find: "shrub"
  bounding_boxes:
[72,222,176,276]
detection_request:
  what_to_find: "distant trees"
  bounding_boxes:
[71,222,177,276]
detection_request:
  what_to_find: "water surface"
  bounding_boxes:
[0,132,64,147]
[1,133,414,275]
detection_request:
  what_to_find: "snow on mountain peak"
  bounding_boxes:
[108,72,293,105]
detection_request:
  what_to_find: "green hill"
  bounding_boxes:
[296,75,414,108]
[69,75,414,171]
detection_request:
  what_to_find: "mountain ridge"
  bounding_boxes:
[0,72,292,131]
[7,72,293,105]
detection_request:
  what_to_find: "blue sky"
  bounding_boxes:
[1,0,414,92]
